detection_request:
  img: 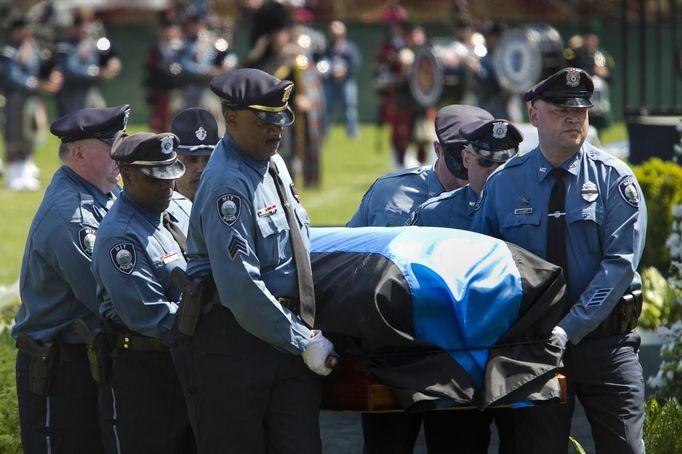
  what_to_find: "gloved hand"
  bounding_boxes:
[551,325,568,349]
[302,330,336,376]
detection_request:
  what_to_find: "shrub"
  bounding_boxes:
[644,398,682,454]
[633,158,682,276]
[639,266,682,330]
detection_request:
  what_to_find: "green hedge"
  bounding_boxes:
[644,398,682,454]
[633,158,682,276]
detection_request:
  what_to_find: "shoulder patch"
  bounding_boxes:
[618,177,640,208]
[216,194,241,226]
[78,227,97,258]
[227,232,248,260]
[109,243,136,275]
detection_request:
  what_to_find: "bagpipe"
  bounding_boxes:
[309,226,567,412]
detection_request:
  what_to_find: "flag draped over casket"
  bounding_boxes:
[310,226,566,412]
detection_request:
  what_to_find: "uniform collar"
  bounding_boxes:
[533,147,581,182]
[223,134,270,176]
[61,165,116,208]
[120,191,164,226]
[426,163,445,197]
[464,185,479,214]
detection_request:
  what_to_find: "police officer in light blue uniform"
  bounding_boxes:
[173,68,334,454]
[410,119,522,229]
[91,132,195,454]
[347,105,493,229]
[166,107,219,235]
[406,118,523,454]
[349,104,496,454]
[12,104,128,454]
[473,68,647,454]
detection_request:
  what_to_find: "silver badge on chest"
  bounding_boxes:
[581,181,599,202]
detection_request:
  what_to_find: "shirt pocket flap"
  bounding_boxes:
[566,204,604,225]
[294,206,310,227]
[501,211,542,229]
[256,211,289,238]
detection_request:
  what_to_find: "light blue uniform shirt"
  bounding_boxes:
[472,143,647,343]
[167,191,192,236]
[177,37,216,106]
[13,166,118,343]
[408,185,479,229]
[186,135,312,354]
[91,191,186,344]
[347,165,445,227]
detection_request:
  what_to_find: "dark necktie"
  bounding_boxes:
[163,212,187,255]
[268,165,316,328]
[546,168,568,279]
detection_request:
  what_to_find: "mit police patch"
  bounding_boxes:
[216,194,241,226]
[618,177,640,208]
[78,227,97,258]
[109,243,136,275]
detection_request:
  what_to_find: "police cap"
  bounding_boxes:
[435,105,494,179]
[523,67,594,107]
[461,119,523,163]
[50,105,130,144]
[111,132,185,180]
[210,68,295,127]
[171,108,219,156]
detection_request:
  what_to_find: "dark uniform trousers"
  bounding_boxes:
[510,331,645,454]
[363,407,516,454]
[16,345,105,454]
[170,304,322,454]
[99,348,195,454]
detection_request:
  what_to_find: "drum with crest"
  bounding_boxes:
[408,38,476,107]
[492,24,565,94]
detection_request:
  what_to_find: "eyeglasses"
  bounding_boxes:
[475,155,498,168]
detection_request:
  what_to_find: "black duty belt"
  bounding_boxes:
[588,289,643,338]
[114,333,168,352]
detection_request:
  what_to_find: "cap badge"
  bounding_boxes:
[282,84,294,103]
[492,122,508,139]
[123,110,130,129]
[195,126,207,141]
[566,69,580,87]
[160,135,174,154]
[581,181,599,202]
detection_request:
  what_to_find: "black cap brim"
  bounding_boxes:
[253,106,295,127]
[177,145,214,156]
[136,160,186,180]
[539,97,593,108]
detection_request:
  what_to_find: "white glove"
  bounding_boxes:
[551,325,568,349]
[302,330,335,376]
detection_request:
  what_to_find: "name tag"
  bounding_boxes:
[257,204,278,217]
[160,252,178,264]
[514,207,533,215]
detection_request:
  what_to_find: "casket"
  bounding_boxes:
[310,226,567,412]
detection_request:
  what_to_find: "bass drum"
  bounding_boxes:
[409,38,472,107]
[492,24,565,94]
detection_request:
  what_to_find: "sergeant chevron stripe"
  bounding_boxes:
[227,233,248,260]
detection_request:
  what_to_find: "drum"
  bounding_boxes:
[492,24,565,94]
[409,39,472,107]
